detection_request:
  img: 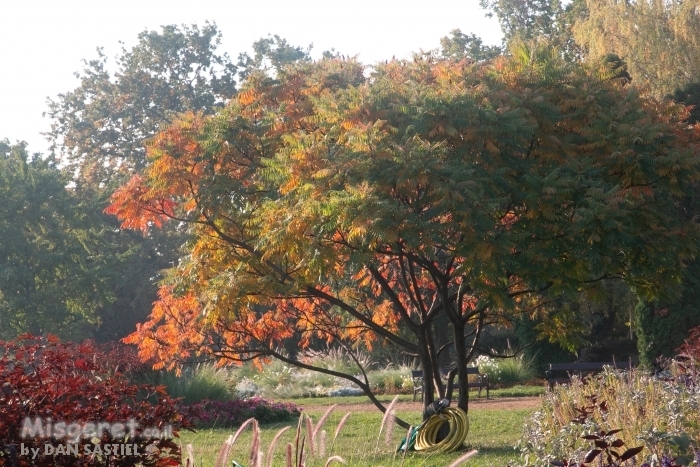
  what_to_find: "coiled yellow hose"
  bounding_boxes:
[413,407,469,453]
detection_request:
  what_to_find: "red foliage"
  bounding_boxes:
[0,335,193,467]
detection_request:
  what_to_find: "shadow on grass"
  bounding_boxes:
[465,445,520,457]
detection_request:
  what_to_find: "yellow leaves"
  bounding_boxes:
[341,119,363,131]
[347,224,367,243]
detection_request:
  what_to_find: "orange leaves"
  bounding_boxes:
[122,286,203,370]
[238,89,258,106]
[104,175,177,234]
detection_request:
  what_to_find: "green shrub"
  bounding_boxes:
[497,353,536,386]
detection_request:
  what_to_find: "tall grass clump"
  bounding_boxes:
[516,367,700,466]
[496,352,536,386]
[143,363,235,405]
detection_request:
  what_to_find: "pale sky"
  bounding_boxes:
[0,0,502,156]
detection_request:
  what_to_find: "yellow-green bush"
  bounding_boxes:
[517,368,700,466]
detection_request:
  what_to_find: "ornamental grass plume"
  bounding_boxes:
[305,415,315,457]
[311,404,337,454]
[265,426,291,467]
[213,435,234,467]
[323,455,347,466]
[385,409,396,445]
[331,412,352,453]
[378,395,400,441]
[319,430,327,458]
[447,449,479,467]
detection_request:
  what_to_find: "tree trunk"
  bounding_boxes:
[452,322,469,414]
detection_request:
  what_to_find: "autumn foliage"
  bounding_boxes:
[108,50,700,415]
[0,335,191,466]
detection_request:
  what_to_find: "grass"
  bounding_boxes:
[139,363,236,405]
[179,403,536,466]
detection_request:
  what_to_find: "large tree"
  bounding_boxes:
[108,50,700,419]
[45,23,237,341]
[573,0,700,99]
[480,0,587,60]
[46,22,237,194]
[0,140,104,339]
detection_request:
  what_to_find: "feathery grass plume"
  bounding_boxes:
[185,444,195,467]
[379,395,400,438]
[447,449,478,466]
[230,417,258,447]
[249,419,260,467]
[213,435,234,467]
[312,404,337,443]
[374,395,401,462]
[331,412,351,454]
[323,455,347,466]
[266,426,291,467]
[319,429,327,458]
[384,409,396,445]
[286,442,293,467]
[305,414,315,456]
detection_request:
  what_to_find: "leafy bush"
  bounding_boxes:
[188,397,300,428]
[141,363,235,405]
[0,335,191,467]
[516,368,700,466]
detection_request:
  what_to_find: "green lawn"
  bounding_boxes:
[180,402,536,466]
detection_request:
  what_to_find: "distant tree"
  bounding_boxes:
[46,22,237,194]
[237,34,312,80]
[45,23,237,341]
[108,49,700,420]
[0,140,103,339]
[573,0,700,99]
[439,29,501,62]
[479,0,586,60]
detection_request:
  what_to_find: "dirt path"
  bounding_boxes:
[298,396,542,413]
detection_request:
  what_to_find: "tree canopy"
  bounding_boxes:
[0,141,103,339]
[46,22,237,194]
[108,50,700,416]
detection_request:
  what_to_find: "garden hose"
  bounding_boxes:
[413,407,469,453]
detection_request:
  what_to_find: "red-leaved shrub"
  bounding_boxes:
[189,397,300,428]
[0,334,193,467]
